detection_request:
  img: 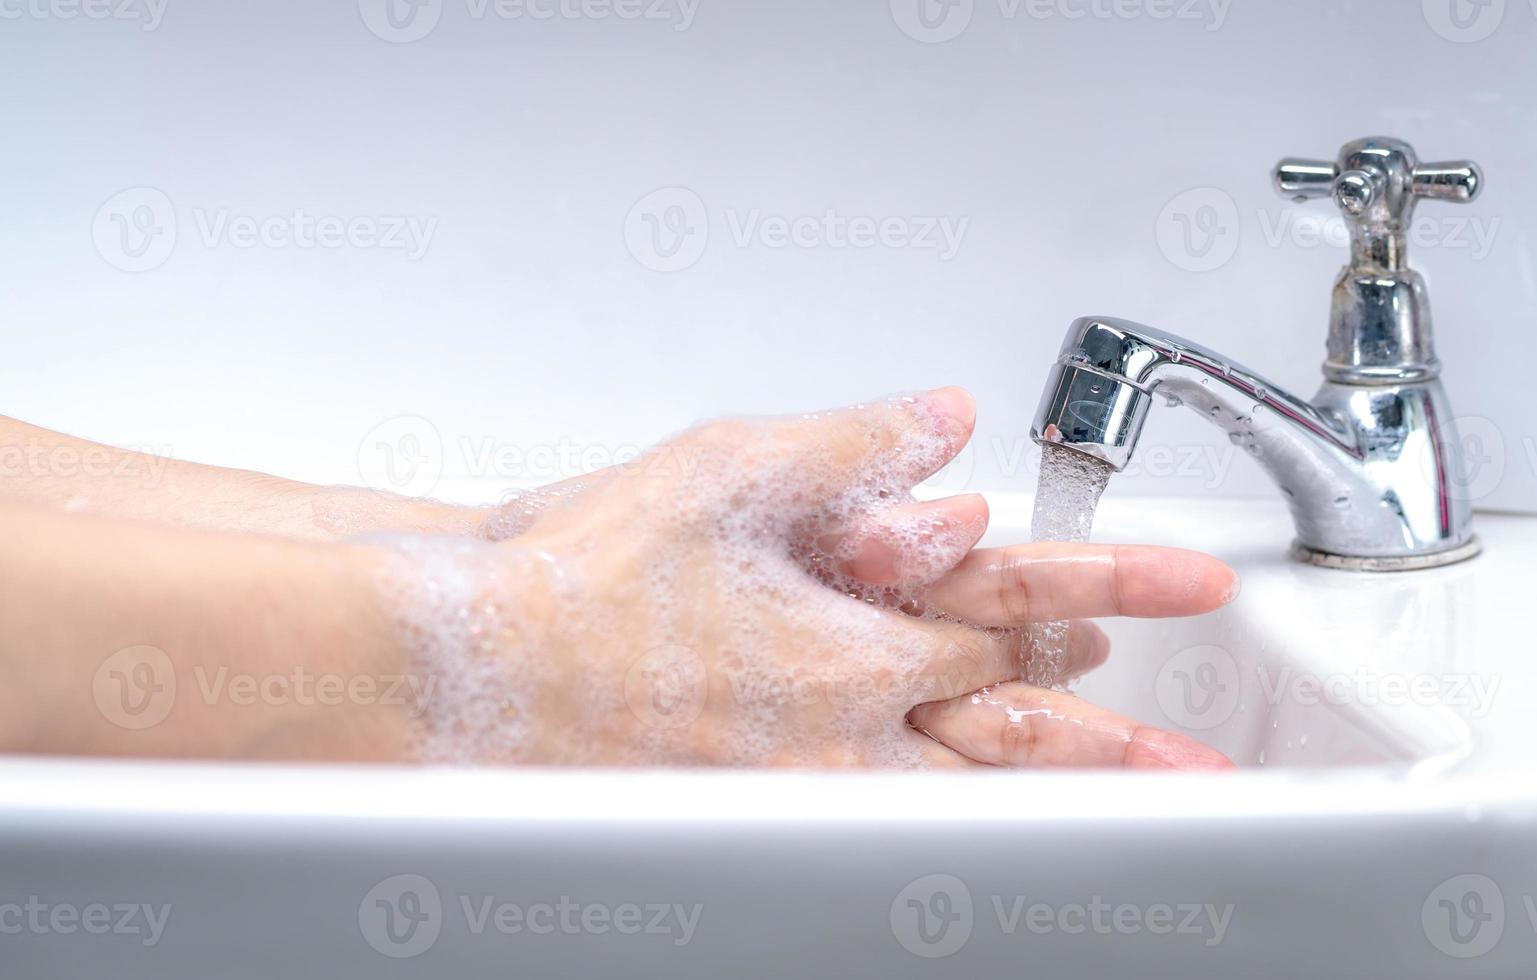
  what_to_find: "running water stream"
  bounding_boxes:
[1026,443,1116,687]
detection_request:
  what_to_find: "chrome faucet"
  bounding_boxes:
[1031,137,1484,570]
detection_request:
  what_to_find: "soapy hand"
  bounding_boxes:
[385,388,1238,769]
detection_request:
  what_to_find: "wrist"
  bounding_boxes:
[262,478,488,541]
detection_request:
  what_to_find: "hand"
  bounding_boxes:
[384,389,1238,769]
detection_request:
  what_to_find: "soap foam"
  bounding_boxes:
[369,394,1009,767]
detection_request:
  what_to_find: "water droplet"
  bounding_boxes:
[1299,734,1308,747]
[1208,406,1221,418]
[1334,495,1349,508]
[1089,383,1103,395]
[1254,386,1268,401]
[1162,392,1183,408]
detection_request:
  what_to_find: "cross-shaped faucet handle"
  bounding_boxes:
[1272,136,1481,223]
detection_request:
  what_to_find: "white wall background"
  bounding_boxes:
[2,0,1533,508]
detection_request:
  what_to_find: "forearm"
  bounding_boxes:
[0,502,415,761]
[0,416,478,540]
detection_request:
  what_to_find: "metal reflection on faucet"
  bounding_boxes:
[1032,138,1484,571]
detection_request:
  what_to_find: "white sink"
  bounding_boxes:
[2,495,1534,978]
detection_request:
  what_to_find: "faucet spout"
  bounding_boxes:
[1031,316,1477,569]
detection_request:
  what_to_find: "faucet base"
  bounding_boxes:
[1291,536,1481,572]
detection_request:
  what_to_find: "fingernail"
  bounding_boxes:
[1220,571,1242,605]
[905,704,935,733]
[1134,731,1236,771]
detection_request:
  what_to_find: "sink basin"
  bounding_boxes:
[2,495,1534,978]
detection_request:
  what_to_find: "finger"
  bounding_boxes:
[901,619,1020,704]
[817,493,989,588]
[1030,620,1110,682]
[908,682,1235,770]
[910,728,985,769]
[922,543,1240,626]
[768,387,976,490]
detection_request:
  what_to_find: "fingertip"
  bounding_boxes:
[1220,567,1242,605]
[924,386,976,441]
[1118,546,1241,617]
[1126,728,1236,771]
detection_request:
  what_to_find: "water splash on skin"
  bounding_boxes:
[1026,444,1114,687]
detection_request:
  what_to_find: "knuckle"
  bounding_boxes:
[996,556,1035,624]
[1000,713,1042,765]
